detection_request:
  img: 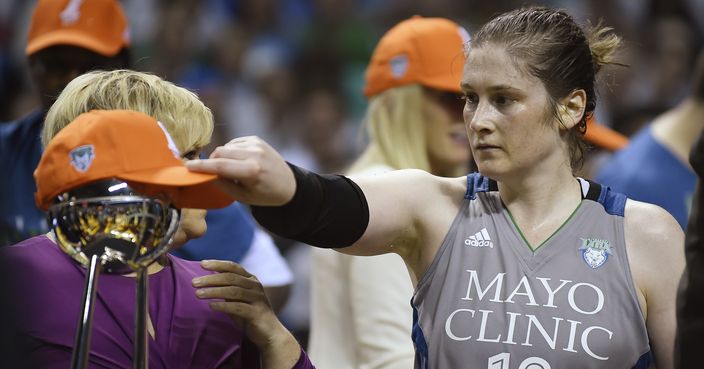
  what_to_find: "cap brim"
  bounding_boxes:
[422,78,462,94]
[120,166,235,209]
[26,30,123,56]
[583,118,628,151]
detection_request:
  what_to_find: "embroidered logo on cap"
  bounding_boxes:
[69,144,95,173]
[390,54,409,79]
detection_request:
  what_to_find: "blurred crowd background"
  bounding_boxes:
[2,0,703,344]
[2,0,703,171]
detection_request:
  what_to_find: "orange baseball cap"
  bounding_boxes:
[34,110,235,210]
[584,115,628,151]
[364,16,469,97]
[26,0,130,56]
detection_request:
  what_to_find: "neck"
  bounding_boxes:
[651,98,704,167]
[498,166,580,217]
[493,157,582,249]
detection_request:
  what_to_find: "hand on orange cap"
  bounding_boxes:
[185,136,296,207]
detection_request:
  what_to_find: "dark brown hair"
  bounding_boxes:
[472,7,621,169]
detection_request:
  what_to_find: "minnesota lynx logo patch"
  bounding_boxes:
[390,54,409,79]
[69,145,95,173]
[579,238,613,269]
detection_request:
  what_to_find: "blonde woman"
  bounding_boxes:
[309,17,471,369]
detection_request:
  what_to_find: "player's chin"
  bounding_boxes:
[475,161,501,178]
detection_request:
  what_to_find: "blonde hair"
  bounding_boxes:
[350,84,466,177]
[42,70,213,153]
[349,85,429,174]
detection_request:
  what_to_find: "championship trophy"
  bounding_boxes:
[34,110,234,369]
[47,179,179,369]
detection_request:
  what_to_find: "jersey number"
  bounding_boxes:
[488,353,551,369]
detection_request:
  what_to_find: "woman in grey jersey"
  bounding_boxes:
[188,7,684,369]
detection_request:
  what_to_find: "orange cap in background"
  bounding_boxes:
[583,115,629,151]
[363,16,469,97]
[26,0,130,56]
[34,110,234,210]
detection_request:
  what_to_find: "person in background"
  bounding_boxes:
[0,0,292,309]
[0,0,130,244]
[596,50,704,229]
[309,16,472,369]
[189,7,684,369]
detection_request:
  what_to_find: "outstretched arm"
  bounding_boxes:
[186,137,465,267]
[193,260,315,369]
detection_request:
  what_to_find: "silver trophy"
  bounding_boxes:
[47,178,179,369]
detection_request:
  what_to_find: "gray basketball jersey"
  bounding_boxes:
[411,174,651,369]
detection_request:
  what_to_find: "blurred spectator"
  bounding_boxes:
[596,50,704,229]
[0,0,131,245]
[309,16,471,369]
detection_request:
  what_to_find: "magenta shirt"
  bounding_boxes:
[3,235,257,368]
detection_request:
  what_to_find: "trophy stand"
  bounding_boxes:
[69,256,151,369]
[49,181,179,369]
[134,267,149,369]
[70,254,101,369]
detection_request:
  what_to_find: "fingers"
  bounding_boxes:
[222,136,263,147]
[211,143,264,161]
[195,285,260,302]
[211,136,270,161]
[193,260,256,287]
[185,137,269,176]
[185,157,261,178]
[208,301,257,320]
[193,273,259,291]
[200,260,253,277]
[186,135,295,206]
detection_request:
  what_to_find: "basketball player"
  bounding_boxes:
[188,7,683,369]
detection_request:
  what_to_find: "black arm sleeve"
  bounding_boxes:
[251,163,370,248]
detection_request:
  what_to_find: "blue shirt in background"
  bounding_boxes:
[172,203,254,263]
[596,126,696,229]
[0,110,48,246]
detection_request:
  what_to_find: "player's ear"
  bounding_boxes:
[557,89,586,130]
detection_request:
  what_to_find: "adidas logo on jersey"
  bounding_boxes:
[465,228,493,248]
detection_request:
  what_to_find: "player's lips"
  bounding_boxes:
[474,143,501,150]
